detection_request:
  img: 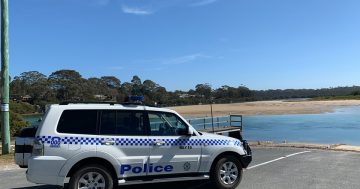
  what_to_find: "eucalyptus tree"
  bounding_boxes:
[10,71,50,102]
[48,70,85,101]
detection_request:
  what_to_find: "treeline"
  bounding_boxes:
[10,70,360,111]
[254,86,360,100]
[10,70,253,110]
[7,69,360,137]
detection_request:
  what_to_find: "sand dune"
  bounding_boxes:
[169,100,360,116]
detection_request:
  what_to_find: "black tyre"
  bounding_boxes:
[210,156,243,189]
[68,164,114,189]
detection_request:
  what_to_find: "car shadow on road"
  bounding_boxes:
[10,186,60,189]
[121,180,210,189]
[10,180,211,189]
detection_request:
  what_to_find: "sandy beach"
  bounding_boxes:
[169,100,360,117]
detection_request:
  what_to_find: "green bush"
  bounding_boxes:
[0,111,30,137]
[10,111,29,136]
[0,101,36,137]
[10,101,37,114]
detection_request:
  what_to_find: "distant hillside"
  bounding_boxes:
[253,86,360,100]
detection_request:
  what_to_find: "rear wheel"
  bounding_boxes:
[211,156,243,189]
[68,164,114,189]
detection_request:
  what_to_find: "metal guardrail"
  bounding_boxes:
[187,115,243,132]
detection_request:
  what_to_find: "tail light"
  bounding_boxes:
[32,139,44,156]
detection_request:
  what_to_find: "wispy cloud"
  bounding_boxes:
[121,5,153,15]
[190,0,217,6]
[162,53,211,65]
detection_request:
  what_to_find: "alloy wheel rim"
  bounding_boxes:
[77,171,106,189]
[219,161,238,185]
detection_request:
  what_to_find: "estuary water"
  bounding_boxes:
[23,114,43,127]
[23,106,360,145]
[243,106,360,145]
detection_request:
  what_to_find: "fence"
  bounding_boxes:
[186,115,243,133]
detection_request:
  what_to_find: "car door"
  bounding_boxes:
[147,111,202,175]
[97,110,149,178]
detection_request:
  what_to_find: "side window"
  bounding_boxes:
[57,110,97,134]
[116,111,145,136]
[99,110,145,136]
[148,112,188,136]
[99,110,116,135]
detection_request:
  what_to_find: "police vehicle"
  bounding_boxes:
[16,97,252,189]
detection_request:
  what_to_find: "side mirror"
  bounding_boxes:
[178,127,195,136]
[188,127,194,136]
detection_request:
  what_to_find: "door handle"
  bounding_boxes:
[153,140,165,146]
[101,140,115,145]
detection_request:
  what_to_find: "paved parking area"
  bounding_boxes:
[2,147,360,189]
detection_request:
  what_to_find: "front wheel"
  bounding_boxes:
[68,164,114,189]
[211,156,243,189]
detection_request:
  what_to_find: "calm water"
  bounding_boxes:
[23,114,43,127]
[23,106,360,145]
[243,106,360,145]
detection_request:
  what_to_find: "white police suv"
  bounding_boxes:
[21,98,252,189]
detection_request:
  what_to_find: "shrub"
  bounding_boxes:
[0,111,30,137]
[10,101,37,114]
[10,111,29,136]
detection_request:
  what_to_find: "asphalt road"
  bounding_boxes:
[1,147,360,189]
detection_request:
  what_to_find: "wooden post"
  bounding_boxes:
[229,115,232,127]
[240,115,243,132]
[210,103,214,132]
[203,118,206,130]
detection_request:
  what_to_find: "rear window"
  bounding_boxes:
[57,110,98,134]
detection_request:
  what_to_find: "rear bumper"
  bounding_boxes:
[240,140,252,168]
[15,137,34,168]
[26,156,66,186]
[27,169,64,186]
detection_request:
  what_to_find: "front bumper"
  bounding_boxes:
[240,140,252,168]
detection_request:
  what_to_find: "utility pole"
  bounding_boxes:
[1,0,10,155]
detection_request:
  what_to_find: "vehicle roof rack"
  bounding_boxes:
[121,102,143,106]
[59,101,117,105]
[59,96,145,106]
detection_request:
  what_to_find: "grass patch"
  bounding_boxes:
[0,153,14,165]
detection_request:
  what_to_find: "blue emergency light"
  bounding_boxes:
[125,96,144,104]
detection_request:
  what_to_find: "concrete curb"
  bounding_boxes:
[249,141,360,153]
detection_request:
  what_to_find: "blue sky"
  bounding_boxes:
[4,0,360,91]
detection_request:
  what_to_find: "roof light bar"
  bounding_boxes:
[125,96,144,104]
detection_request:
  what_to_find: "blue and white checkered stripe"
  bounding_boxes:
[115,138,152,146]
[37,136,240,147]
[37,136,103,145]
[233,140,242,146]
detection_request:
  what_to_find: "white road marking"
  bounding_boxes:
[246,151,311,170]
